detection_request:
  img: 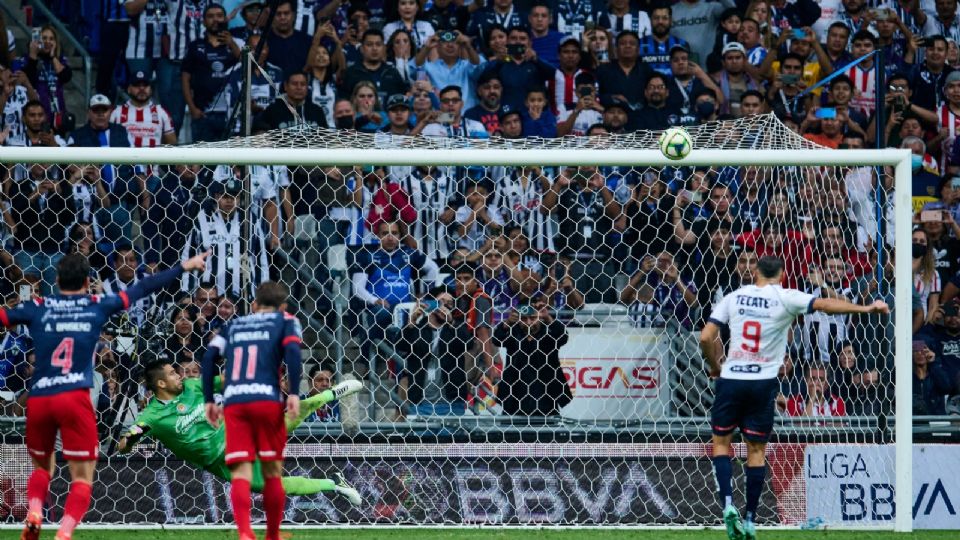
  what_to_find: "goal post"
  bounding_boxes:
[0,116,916,530]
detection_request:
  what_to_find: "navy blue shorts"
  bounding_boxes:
[711,377,780,443]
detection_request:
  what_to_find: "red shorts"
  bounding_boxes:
[25,389,99,461]
[224,401,286,465]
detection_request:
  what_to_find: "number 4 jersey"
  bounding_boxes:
[204,311,303,406]
[707,284,815,380]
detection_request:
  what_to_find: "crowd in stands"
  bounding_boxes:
[1,0,960,426]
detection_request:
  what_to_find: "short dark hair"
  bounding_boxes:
[361,29,384,43]
[781,52,805,67]
[439,85,463,98]
[203,3,226,18]
[24,99,45,114]
[741,17,760,30]
[287,70,308,83]
[829,74,853,89]
[57,253,91,291]
[852,30,878,46]
[926,34,947,50]
[143,360,171,393]
[526,86,548,99]
[254,281,288,308]
[647,72,669,88]
[757,256,784,278]
[828,21,851,35]
[741,89,765,103]
[616,30,640,46]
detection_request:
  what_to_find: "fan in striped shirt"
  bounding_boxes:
[396,166,461,263]
[491,166,558,253]
[111,71,177,148]
[0,69,35,147]
[125,0,168,72]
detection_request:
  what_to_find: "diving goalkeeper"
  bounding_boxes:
[116,359,363,504]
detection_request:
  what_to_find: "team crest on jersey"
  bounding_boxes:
[176,403,187,413]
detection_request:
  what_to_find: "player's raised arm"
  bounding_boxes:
[812,298,890,315]
[117,251,210,311]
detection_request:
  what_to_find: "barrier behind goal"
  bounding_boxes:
[0,114,913,529]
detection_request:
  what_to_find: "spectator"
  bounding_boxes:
[66,222,109,280]
[257,71,330,130]
[422,85,489,138]
[832,341,885,416]
[467,0,525,44]
[844,31,880,118]
[477,249,519,324]
[303,365,340,422]
[822,76,868,137]
[396,292,475,414]
[739,221,811,289]
[492,166,557,252]
[454,180,504,252]
[347,80,388,133]
[493,303,571,416]
[341,29,410,101]
[67,95,141,248]
[596,31,652,108]
[409,80,440,123]
[22,25,72,134]
[265,0,313,79]
[333,98,357,129]
[739,89,767,117]
[111,71,177,148]
[307,25,347,128]
[423,0,473,33]
[8,163,75,295]
[383,0,436,50]
[922,206,960,282]
[621,251,699,330]
[634,72,682,130]
[482,25,510,62]
[341,4,372,66]
[875,8,919,76]
[520,87,557,137]
[159,0,208,135]
[912,338,953,415]
[744,1,775,45]
[768,0,822,33]
[600,96,634,134]
[557,72,604,136]
[689,87,721,124]
[182,178,268,297]
[692,221,742,321]
[704,7,741,74]
[674,184,748,256]
[101,245,152,323]
[464,71,504,135]
[229,1,268,41]
[668,45,724,123]
[923,0,960,44]
[181,4,242,142]
[803,108,845,148]
[192,279,222,335]
[381,94,417,135]
[387,29,419,84]
[672,0,737,67]
[167,305,203,366]
[936,70,960,145]
[821,21,853,72]
[622,175,675,261]
[584,27,615,67]
[551,36,587,115]
[416,30,486,111]
[712,42,762,117]
[0,66,37,148]
[738,17,768,67]
[598,0,651,40]
[767,53,810,123]
[786,365,847,417]
[351,220,441,342]
[498,105,524,138]
[903,136,942,201]
[914,228,942,322]
[394,165,458,260]
[920,297,960,387]
[123,0,166,84]
[528,4,565,67]
[484,27,556,109]
[553,166,621,302]
[179,359,201,379]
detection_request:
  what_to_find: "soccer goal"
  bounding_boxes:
[0,114,915,531]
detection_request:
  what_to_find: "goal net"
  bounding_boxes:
[0,114,913,529]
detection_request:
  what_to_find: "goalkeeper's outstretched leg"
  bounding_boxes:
[282,473,362,505]
[285,379,363,430]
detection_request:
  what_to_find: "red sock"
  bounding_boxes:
[263,477,285,540]
[230,478,254,539]
[26,468,51,516]
[57,481,91,539]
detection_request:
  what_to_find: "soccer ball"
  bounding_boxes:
[659,126,693,161]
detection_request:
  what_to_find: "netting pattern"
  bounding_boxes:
[0,114,902,526]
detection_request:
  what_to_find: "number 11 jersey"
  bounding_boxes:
[707,284,815,380]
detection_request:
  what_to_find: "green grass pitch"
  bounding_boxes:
[8,530,957,540]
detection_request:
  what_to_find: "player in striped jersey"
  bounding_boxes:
[396,166,460,263]
[110,71,176,148]
[491,166,557,253]
[124,0,168,77]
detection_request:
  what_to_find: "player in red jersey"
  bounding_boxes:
[203,281,303,540]
[0,251,209,540]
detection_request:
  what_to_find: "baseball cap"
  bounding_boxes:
[386,94,410,110]
[516,304,537,316]
[438,30,457,43]
[722,42,747,56]
[129,70,151,85]
[89,94,112,108]
[224,178,242,196]
[558,35,580,49]
[669,44,691,56]
[498,104,521,121]
[604,96,631,112]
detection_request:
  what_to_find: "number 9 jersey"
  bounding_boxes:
[707,284,815,380]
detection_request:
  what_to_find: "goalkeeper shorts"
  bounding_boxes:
[224,400,286,465]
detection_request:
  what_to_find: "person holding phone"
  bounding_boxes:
[21,25,71,134]
[557,72,603,136]
[415,30,485,110]
[766,52,810,122]
[667,45,723,120]
[483,26,557,109]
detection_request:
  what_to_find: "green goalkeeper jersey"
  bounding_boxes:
[133,378,224,470]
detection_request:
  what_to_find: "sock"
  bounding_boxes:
[57,481,92,539]
[712,456,733,509]
[745,465,767,522]
[230,478,254,539]
[263,477,285,540]
[285,389,336,430]
[281,476,336,495]
[26,468,51,516]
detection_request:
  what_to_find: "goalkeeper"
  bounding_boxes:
[117,359,363,504]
